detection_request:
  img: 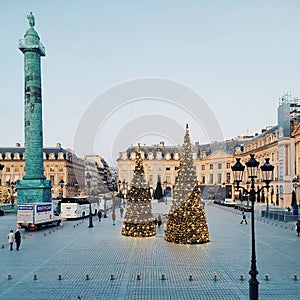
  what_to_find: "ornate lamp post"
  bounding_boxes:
[292,178,299,215]
[121,179,128,205]
[232,155,274,300]
[10,182,16,207]
[86,173,93,228]
[74,182,78,197]
[59,180,64,199]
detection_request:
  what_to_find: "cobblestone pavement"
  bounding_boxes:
[0,201,299,300]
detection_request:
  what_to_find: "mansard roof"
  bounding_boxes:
[0,146,77,159]
[250,125,278,142]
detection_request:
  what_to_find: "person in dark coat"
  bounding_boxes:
[296,220,300,237]
[240,211,247,224]
[15,229,21,251]
[97,210,102,222]
[157,215,162,227]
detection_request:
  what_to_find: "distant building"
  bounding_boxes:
[0,144,113,201]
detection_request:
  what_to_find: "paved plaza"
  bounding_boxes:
[0,201,299,300]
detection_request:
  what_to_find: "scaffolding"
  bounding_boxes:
[279,92,300,134]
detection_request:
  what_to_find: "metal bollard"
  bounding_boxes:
[44,233,46,236]
[161,274,166,280]
[33,274,37,280]
[48,231,51,234]
[189,274,193,281]
[86,274,90,280]
[265,274,269,281]
[213,272,217,281]
[111,274,115,280]
[137,274,141,280]
[7,274,12,280]
[1,244,4,249]
[240,274,244,281]
[293,274,297,281]
[58,274,62,280]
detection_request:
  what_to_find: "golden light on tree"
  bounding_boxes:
[122,144,156,237]
[165,124,210,244]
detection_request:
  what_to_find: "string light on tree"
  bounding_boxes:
[122,143,156,237]
[165,124,210,244]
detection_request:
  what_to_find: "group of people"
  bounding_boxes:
[154,215,162,227]
[97,206,124,226]
[7,229,21,251]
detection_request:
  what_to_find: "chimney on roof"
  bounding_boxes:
[16,143,21,147]
[159,141,164,147]
[195,141,199,147]
[56,143,61,148]
[255,133,258,136]
[261,129,266,133]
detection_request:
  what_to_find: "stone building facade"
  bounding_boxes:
[117,125,296,208]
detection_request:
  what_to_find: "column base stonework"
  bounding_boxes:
[16,179,52,204]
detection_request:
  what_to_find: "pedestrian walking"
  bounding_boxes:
[97,210,102,222]
[120,207,124,218]
[7,229,14,251]
[296,220,300,237]
[15,229,21,251]
[157,215,162,228]
[112,211,116,225]
[240,211,247,224]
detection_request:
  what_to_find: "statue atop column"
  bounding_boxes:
[27,12,35,28]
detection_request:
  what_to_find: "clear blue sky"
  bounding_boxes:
[1,1,300,166]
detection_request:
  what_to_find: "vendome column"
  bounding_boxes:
[16,13,52,204]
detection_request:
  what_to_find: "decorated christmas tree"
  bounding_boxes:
[165,124,210,244]
[122,144,156,237]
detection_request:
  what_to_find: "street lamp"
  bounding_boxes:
[86,173,93,228]
[10,181,16,208]
[0,164,4,186]
[232,154,274,300]
[292,177,299,214]
[121,179,128,205]
[59,180,64,199]
[74,182,78,196]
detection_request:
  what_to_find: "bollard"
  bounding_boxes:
[7,274,12,280]
[240,274,244,281]
[265,274,269,281]
[33,275,37,280]
[111,274,115,280]
[161,274,166,280]
[293,274,297,281]
[189,274,193,281]
[48,231,51,234]
[1,244,4,249]
[86,274,90,280]
[137,274,141,280]
[76,223,78,226]
[44,233,46,236]
[58,274,62,280]
[213,272,217,281]
[73,225,75,228]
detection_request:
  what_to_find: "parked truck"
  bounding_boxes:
[17,202,61,230]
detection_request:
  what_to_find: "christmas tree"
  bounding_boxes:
[165,124,210,244]
[154,175,163,200]
[122,144,156,237]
